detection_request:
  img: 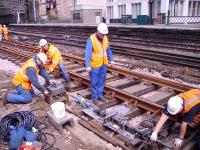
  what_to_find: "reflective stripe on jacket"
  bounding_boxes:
[90,34,109,67]
[40,44,62,71]
[179,89,200,124]
[13,58,39,90]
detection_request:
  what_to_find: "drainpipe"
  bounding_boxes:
[149,0,153,25]
[17,13,20,24]
[33,0,36,23]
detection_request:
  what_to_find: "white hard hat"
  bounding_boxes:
[39,39,47,47]
[97,23,108,34]
[37,53,47,64]
[167,96,183,115]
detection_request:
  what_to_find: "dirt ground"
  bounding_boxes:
[0,58,122,150]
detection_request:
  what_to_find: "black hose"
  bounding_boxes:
[0,111,37,141]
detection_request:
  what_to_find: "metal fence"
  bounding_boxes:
[167,16,200,24]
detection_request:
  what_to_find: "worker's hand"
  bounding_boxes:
[174,138,182,147]
[110,61,115,67]
[47,68,53,74]
[86,67,91,72]
[44,90,49,95]
[150,132,158,142]
[50,79,56,85]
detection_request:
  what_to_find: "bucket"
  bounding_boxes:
[51,102,66,119]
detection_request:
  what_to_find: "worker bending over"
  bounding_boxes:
[3,53,53,104]
[150,89,200,147]
[85,23,114,103]
[39,39,69,83]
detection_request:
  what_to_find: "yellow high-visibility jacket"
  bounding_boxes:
[40,44,63,72]
[90,34,109,68]
[13,58,39,90]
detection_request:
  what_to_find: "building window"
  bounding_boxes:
[131,3,141,18]
[95,12,101,16]
[118,4,126,18]
[188,1,200,16]
[73,12,80,20]
[107,6,113,18]
[169,0,183,16]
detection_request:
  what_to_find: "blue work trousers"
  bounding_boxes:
[0,34,2,41]
[89,65,107,100]
[7,85,33,104]
[58,63,69,81]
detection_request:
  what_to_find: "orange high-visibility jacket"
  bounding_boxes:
[3,27,9,40]
[3,27,8,35]
[40,44,62,72]
[13,58,39,90]
[90,33,109,68]
[178,89,200,124]
[0,27,3,34]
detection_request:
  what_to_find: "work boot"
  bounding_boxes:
[93,100,100,105]
[65,78,71,90]
[2,92,8,106]
[99,97,107,102]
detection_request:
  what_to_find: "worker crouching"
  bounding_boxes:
[4,53,53,104]
[150,89,200,148]
[39,39,69,83]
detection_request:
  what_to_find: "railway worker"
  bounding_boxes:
[0,24,3,41]
[150,89,200,148]
[39,39,69,83]
[85,23,114,103]
[3,53,54,105]
[3,24,9,40]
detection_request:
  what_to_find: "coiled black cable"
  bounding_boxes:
[0,111,37,141]
[0,110,57,149]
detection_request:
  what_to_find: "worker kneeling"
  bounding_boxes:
[39,39,69,83]
[4,53,53,104]
[150,89,200,147]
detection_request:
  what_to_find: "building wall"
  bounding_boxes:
[38,0,47,20]
[82,9,102,23]
[71,0,106,23]
[106,0,149,19]
[56,0,71,22]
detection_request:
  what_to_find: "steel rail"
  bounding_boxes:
[1,41,196,92]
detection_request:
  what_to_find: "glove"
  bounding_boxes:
[150,132,158,142]
[86,67,91,72]
[110,61,115,66]
[174,138,182,147]
[50,79,56,84]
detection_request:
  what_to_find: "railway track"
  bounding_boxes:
[10,28,200,51]
[0,40,199,149]
[9,29,200,70]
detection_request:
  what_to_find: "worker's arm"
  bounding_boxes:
[26,67,45,93]
[84,38,93,68]
[154,113,169,133]
[49,52,60,72]
[150,113,169,141]
[107,45,113,62]
[179,121,188,139]
[39,67,50,85]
